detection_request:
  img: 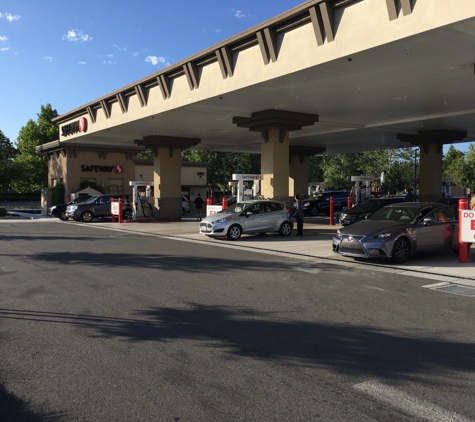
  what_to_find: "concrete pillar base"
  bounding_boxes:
[153,196,182,219]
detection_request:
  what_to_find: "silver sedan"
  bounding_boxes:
[332,202,459,263]
[199,200,293,240]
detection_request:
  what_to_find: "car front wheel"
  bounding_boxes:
[310,206,319,216]
[59,211,69,221]
[123,209,133,220]
[391,237,410,263]
[227,224,242,240]
[279,221,292,236]
[81,211,94,223]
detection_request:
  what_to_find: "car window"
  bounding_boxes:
[264,202,284,212]
[415,207,434,223]
[371,206,416,221]
[247,203,264,214]
[436,206,456,222]
[98,196,111,205]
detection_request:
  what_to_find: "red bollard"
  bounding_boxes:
[65,197,70,203]
[212,195,216,205]
[118,198,123,223]
[347,196,352,210]
[111,199,116,223]
[222,197,228,209]
[206,197,212,206]
[329,196,335,226]
[459,198,468,263]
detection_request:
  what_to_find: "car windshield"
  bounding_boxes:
[85,197,98,204]
[352,201,375,211]
[370,206,416,222]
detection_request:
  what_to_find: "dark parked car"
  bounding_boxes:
[49,196,93,221]
[66,194,133,222]
[338,197,405,226]
[332,202,459,263]
[303,191,350,216]
[438,196,470,206]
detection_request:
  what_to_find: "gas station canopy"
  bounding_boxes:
[53,0,475,156]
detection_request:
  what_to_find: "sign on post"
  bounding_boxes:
[207,205,222,216]
[111,201,120,216]
[460,210,475,243]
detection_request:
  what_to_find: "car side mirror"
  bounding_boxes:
[422,217,435,225]
[246,211,253,217]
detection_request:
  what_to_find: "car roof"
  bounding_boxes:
[383,202,448,209]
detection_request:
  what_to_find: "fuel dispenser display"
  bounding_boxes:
[129,181,153,219]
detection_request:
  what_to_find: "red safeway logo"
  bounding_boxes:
[78,117,87,133]
[114,164,124,174]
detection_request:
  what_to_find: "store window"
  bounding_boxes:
[109,178,124,194]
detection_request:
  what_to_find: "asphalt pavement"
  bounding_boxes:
[6,210,475,290]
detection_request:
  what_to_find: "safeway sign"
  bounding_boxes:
[460,211,475,242]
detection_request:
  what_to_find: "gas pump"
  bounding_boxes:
[231,174,263,202]
[351,176,374,204]
[129,181,153,219]
[442,177,454,198]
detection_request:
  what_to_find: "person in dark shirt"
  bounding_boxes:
[194,193,204,221]
[404,188,416,202]
[292,194,304,236]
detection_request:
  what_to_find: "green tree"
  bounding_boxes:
[443,144,467,188]
[12,104,59,192]
[182,150,260,192]
[0,130,17,192]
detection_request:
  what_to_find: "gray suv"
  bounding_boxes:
[66,194,133,222]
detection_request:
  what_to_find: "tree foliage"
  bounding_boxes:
[11,104,59,192]
[182,150,260,192]
[0,130,17,190]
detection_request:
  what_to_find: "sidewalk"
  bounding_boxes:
[3,212,475,289]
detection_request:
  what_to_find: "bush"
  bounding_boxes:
[51,183,66,206]
[0,207,7,217]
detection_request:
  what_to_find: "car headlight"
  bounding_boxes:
[336,229,342,238]
[340,213,347,219]
[303,202,310,207]
[375,233,391,239]
[50,206,56,211]
[212,216,232,224]
[68,205,78,212]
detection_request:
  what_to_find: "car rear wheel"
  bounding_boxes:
[227,224,242,240]
[391,237,410,263]
[59,211,69,221]
[279,221,292,236]
[341,205,348,212]
[123,209,133,220]
[81,211,94,223]
[310,206,319,216]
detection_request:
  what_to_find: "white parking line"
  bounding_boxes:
[354,380,473,422]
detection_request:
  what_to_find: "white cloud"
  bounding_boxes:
[107,53,114,58]
[0,13,21,22]
[0,36,7,42]
[234,10,248,18]
[102,60,116,65]
[44,56,53,62]
[62,29,92,42]
[145,55,168,66]
[78,61,86,65]
[132,51,139,57]
[113,44,127,52]
[0,47,9,52]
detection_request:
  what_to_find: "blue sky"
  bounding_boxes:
[0,0,471,153]
[0,0,305,144]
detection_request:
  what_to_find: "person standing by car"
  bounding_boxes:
[194,193,204,221]
[404,188,416,202]
[292,194,304,236]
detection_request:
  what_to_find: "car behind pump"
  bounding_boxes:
[66,194,133,222]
